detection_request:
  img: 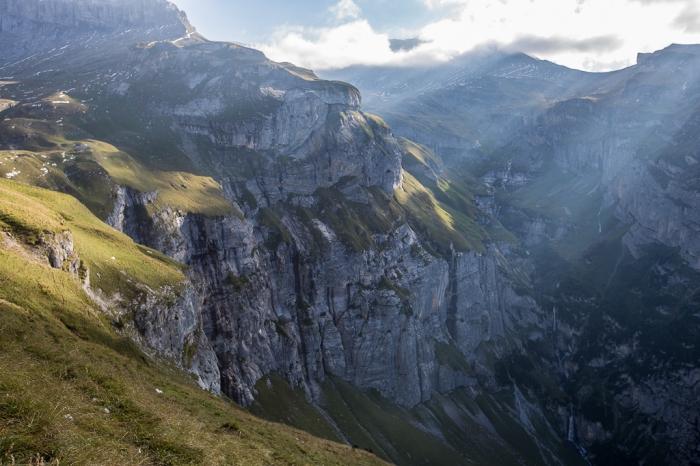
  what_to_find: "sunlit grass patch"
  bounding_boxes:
[395,171,486,254]
[88,140,235,217]
[0,118,234,218]
[0,179,184,298]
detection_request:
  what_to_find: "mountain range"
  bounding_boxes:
[0,1,698,465]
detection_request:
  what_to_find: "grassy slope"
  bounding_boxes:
[320,378,465,466]
[248,375,464,465]
[249,374,585,466]
[0,179,385,466]
[86,139,235,217]
[395,171,486,254]
[249,376,342,443]
[0,118,233,219]
[0,179,183,298]
[396,138,493,254]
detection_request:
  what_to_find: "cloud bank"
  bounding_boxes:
[259,0,700,71]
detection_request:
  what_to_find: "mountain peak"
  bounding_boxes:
[0,0,194,63]
[0,0,192,38]
[636,43,700,66]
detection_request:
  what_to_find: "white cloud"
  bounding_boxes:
[260,0,700,71]
[330,0,362,21]
[261,20,395,70]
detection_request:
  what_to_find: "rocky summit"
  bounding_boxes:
[0,1,699,465]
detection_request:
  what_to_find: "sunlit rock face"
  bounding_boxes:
[0,0,189,29]
[0,0,191,63]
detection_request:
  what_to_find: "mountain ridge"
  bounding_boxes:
[0,0,192,32]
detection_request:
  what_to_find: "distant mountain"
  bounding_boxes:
[323,50,601,160]
[330,43,700,465]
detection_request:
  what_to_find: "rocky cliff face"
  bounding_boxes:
[103,86,533,411]
[0,0,189,31]
[0,0,191,64]
[0,0,193,39]
[497,45,700,279]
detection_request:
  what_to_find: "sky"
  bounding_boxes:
[171,0,700,71]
